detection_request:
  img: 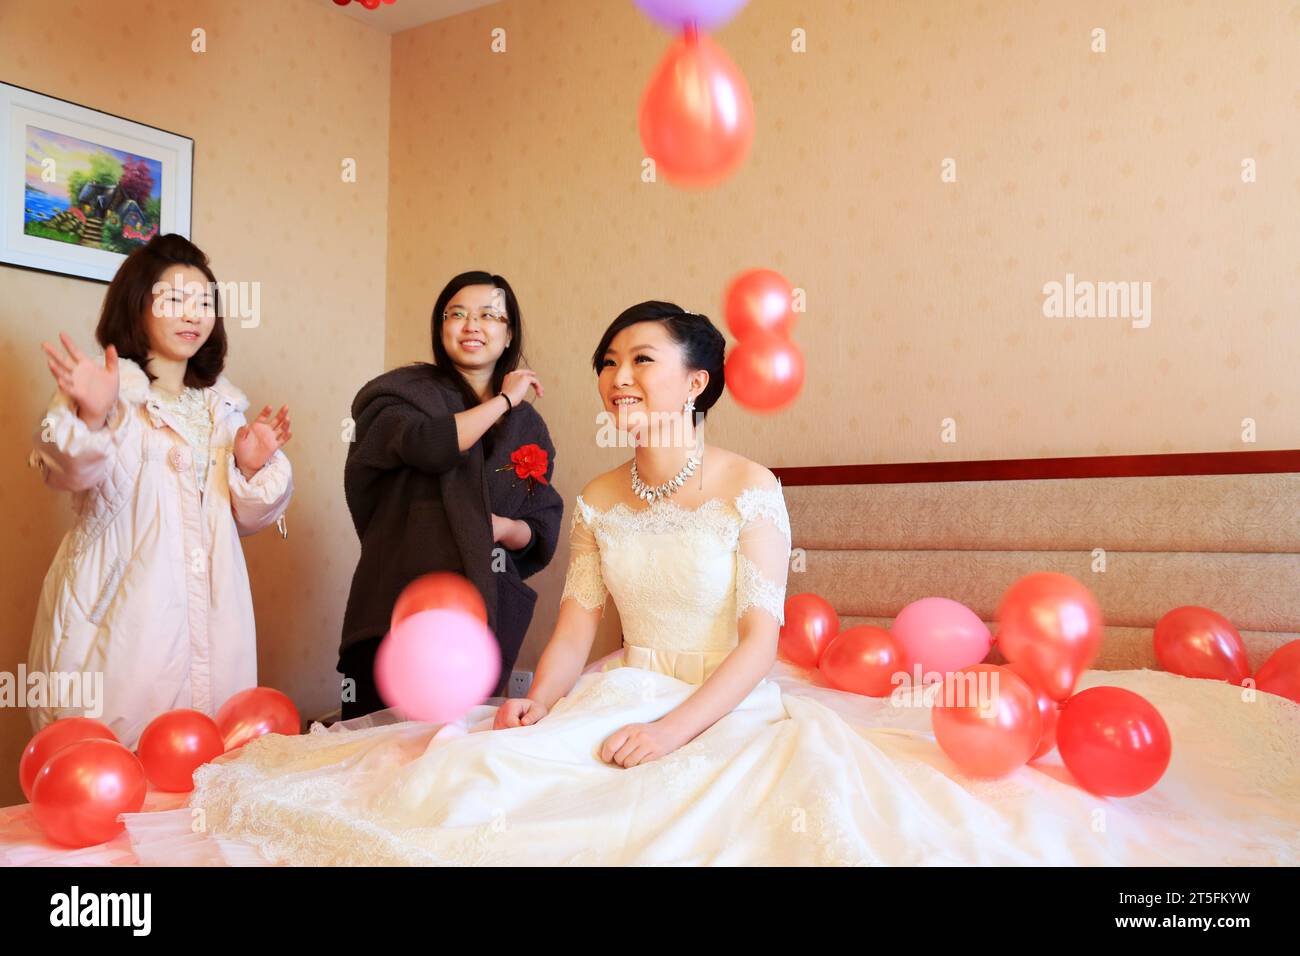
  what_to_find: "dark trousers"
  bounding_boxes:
[338,636,388,721]
[337,635,514,722]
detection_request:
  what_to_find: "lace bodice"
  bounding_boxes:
[152,384,214,488]
[560,482,792,682]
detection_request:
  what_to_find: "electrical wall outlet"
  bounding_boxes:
[508,670,534,698]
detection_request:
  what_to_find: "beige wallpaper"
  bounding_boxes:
[1,0,1297,804]
[385,0,1300,672]
[0,0,390,804]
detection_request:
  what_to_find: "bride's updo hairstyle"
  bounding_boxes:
[590,301,727,418]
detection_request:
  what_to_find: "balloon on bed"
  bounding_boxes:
[1254,640,1300,704]
[30,733,147,848]
[137,709,225,792]
[216,687,302,751]
[932,664,1043,778]
[1153,605,1250,684]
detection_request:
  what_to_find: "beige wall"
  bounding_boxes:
[0,0,390,803]
[385,0,1300,673]
[2,0,1298,804]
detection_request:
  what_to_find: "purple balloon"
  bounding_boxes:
[634,0,750,32]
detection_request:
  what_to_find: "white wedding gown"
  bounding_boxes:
[122,482,1300,866]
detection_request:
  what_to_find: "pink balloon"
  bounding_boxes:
[375,609,501,723]
[891,597,992,678]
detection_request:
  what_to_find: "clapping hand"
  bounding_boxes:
[234,404,291,477]
[41,333,119,429]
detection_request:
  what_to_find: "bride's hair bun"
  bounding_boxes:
[591,301,727,418]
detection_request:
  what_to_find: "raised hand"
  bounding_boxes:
[42,333,119,429]
[234,404,291,477]
[501,368,543,407]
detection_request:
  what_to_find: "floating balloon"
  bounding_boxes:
[639,29,754,188]
[1057,686,1171,797]
[216,687,301,751]
[778,593,839,668]
[31,739,147,847]
[725,332,804,412]
[724,268,795,340]
[931,664,1042,778]
[375,608,501,723]
[392,571,488,631]
[136,709,225,792]
[891,597,991,678]
[996,572,1103,701]
[1153,606,1249,684]
[1255,639,1300,705]
[818,626,904,698]
[1008,661,1061,760]
[19,717,117,802]
[634,0,751,31]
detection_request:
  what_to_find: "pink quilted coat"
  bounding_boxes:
[27,356,293,748]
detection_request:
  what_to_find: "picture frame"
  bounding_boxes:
[0,81,193,284]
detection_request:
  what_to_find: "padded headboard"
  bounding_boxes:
[773,450,1300,671]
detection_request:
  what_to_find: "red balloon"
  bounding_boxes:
[392,571,488,631]
[31,739,146,847]
[136,709,225,792]
[1008,661,1060,760]
[725,333,804,413]
[819,626,904,697]
[215,687,301,751]
[1057,686,1171,796]
[779,593,839,668]
[725,268,795,340]
[1255,639,1300,705]
[1153,606,1249,684]
[638,29,754,188]
[996,572,1103,701]
[19,717,117,802]
[931,664,1042,778]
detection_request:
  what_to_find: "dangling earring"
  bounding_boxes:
[684,395,705,488]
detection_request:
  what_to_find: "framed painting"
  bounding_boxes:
[0,82,193,283]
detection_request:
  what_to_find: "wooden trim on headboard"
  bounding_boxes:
[771,449,1300,486]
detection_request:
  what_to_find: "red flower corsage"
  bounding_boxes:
[497,443,549,493]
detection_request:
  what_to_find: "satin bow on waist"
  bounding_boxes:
[609,643,733,684]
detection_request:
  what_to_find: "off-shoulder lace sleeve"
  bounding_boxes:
[560,496,608,613]
[734,482,792,626]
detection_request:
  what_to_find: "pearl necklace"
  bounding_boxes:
[630,454,701,503]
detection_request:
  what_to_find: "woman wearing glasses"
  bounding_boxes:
[337,272,564,718]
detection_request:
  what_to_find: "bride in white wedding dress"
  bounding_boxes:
[125,303,1300,866]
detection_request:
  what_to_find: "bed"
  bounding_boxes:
[3,449,1298,865]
